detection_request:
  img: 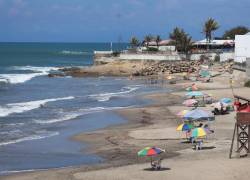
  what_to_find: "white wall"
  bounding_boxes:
[119,54,182,61]
[235,34,250,63]
[189,52,234,62]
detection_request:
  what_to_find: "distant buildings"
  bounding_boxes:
[235,33,250,63]
[192,39,235,52]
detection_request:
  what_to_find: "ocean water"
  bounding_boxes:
[0,43,170,174]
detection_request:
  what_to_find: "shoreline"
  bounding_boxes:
[1,83,189,179]
[2,67,250,180]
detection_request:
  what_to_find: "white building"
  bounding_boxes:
[235,33,250,63]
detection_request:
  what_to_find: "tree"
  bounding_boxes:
[155,35,161,48]
[203,18,219,43]
[130,36,140,48]
[169,27,182,48]
[144,35,153,47]
[169,27,193,54]
[222,26,249,39]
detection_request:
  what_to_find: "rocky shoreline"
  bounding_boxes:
[48,60,202,78]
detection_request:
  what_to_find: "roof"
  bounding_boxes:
[194,39,235,46]
[146,39,171,46]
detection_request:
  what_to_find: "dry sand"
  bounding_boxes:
[2,70,250,180]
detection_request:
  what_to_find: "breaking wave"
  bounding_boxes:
[0,66,59,84]
[88,86,139,102]
[0,131,59,146]
[34,106,126,124]
[0,96,74,118]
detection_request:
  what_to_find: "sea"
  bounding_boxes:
[0,43,170,174]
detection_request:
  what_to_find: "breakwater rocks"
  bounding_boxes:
[132,61,200,76]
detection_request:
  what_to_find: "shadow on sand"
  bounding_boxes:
[143,167,171,171]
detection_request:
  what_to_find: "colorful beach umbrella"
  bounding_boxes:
[138,147,165,157]
[192,128,207,138]
[186,91,204,97]
[177,110,190,117]
[220,98,232,104]
[183,99,198,107]
[176,123,193,131]
[184,109,214,121]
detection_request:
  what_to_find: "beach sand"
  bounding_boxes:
[2,70,250,180]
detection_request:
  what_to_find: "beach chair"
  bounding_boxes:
[151,159,162,170]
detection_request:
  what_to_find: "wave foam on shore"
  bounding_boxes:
[88,86,139,102]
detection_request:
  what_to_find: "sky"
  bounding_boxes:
[0,0,249,42]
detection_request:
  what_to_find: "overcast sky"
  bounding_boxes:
[0,0,249,42]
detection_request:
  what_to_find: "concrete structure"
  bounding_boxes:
[235,33,250,63]
[247,58,250,79]
[189,52,234,62]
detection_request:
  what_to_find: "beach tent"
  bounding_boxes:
[184,109,214,121]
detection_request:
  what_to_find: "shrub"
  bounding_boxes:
[112,51,120,57]
[146,47,159,52]
[214,55,220,62]
[245,80,250,87]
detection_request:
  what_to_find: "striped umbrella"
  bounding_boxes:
[176,123,193,131]
[138,147,165,157]
[192,128,207,138]
[177,110,190,117]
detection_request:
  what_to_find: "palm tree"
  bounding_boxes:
[169,27,193,55]
[144,35,153,47]
[130,36,140,48]
[155,35,161,48]
[223,26,249,39]
[169,27,182,50]
[203,18,219,43]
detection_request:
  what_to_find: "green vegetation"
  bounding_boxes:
[130,36,140,48]
[146,47,158,52]
[169,27,193,54]
[144,35,154,47]
[214,54,220,62]
[155,35,161,48]
[222,26,249,39]
[245,80,250,87]
[203,18,219,43]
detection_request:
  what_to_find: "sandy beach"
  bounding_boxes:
[2,69,250,180]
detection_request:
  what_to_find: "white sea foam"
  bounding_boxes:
[0,96,74,118]
[0,66,60,84]
[88,86,139,102]
[0,131,59,146]
[12,66,59,72]
[60,50,90,55]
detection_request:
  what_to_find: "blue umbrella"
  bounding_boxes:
[220,98,232,104]
[184,109,214,121]
[185,91,204,97]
